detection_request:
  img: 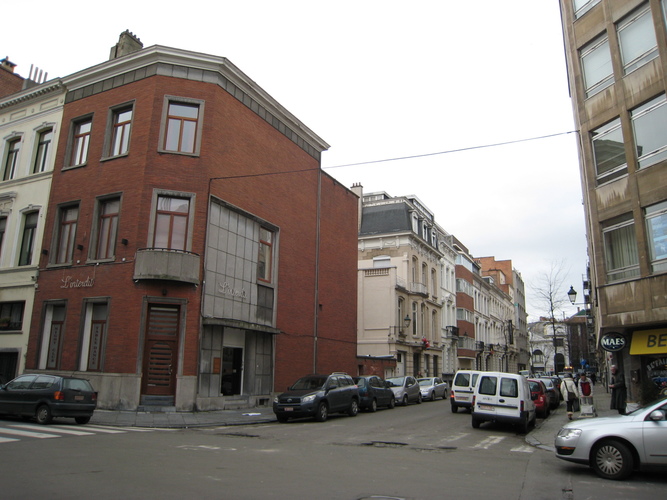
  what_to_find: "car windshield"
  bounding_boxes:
[385,377,405,387]
[290,376,327,391]
[418,379,433,386]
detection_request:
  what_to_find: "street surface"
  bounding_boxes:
[1,399,665,499]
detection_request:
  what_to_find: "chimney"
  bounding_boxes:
[351,183,363,232]
[109,30,143,60]
[1,56,17,73]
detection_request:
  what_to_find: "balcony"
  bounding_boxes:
[133,248,200,285]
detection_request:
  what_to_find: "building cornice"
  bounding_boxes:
[0,80,65,110]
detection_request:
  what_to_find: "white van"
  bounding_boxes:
[450,370,482,413]
[471,371,536,433]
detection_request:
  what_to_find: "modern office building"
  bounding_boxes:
[560,0,667,401]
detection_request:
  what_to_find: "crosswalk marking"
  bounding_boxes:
[10,424,95,436]
[472,435,506,449]
[0,427,60,439]
[0,436,19,443]
[511,445,534,453]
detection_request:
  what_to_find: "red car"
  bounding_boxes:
[528,378,550,418]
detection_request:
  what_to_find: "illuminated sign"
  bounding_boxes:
[630,329,667,355]
[600,332,626,352]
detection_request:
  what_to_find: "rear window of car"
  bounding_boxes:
[63,379,93,391]
[478,376,497,395]
[454,373,470,386]
[500,378,518,398]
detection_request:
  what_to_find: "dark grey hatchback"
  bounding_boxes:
[0,374,97,424]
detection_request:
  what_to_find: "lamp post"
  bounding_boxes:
[567,285,577,305]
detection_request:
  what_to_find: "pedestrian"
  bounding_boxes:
[609,365,627,415]
[578,373,593,397]
[560,373,579,420]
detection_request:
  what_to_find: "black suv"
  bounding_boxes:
[273,373,360,422]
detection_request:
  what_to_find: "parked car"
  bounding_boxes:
[538,377,561,409]
[528,378,550,418]
[472,371,536,433]
[273,373,359,423]
[417,377,448,401]
[0,374,97,424]
[385,376,422,406]
[353,375,395,412]
[555,397,667,480]
[450,370,481,413]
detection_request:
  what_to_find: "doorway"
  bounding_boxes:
[141,304,180,398]
[221,346,243,396]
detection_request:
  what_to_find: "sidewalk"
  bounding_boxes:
[525,387,614,451]
[89,405,277,428]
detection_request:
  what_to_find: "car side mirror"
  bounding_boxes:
[649,410,666,421]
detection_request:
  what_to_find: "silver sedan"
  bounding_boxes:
[554,398,667,480]
[417,377,448,401]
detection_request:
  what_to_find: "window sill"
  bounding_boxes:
[61,163,87,172]
[157,148,200,158]
[100,153,129,163]
[0,329,23,335]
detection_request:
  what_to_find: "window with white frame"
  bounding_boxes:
[68,117,92,167]
[18,211,38,266]
[631,95,667,169]
[109,105,133,157]
[80,301,108,371]
[602,213,640,282]
[0,301,24,331]
[573,0,600,19]
[591,118,627,184]
[617,5,658,74]
[580,35,613,98]
[33,128,53,174]
[2,137,21,181]
[160,97,204,155]
[645,200,667,273]
[54,204,79,264]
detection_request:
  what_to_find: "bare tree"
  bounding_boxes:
[530,260,571,373]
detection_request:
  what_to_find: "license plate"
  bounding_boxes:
[457,395,469,401]
[74,395,84,401]
[284,407,293,411]
[478,404,494,411]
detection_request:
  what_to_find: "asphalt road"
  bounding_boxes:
[1,397,665,499]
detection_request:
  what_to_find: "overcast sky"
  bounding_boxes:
[3,0,588,320]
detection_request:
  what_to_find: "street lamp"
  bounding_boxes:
[567,286,577,305]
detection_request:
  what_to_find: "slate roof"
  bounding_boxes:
[359,203,412,236]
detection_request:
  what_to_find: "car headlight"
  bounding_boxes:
[557,428,582,439]
[302,394,317,403]
[273,396,279,404]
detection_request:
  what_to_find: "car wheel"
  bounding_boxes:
[417,393,422,404]
[36,405,53,425]
[519,415,530,434]
[402,395,409,406]
[388,396,396,409]
[591,439,634,480]
[348,399,359,417]
[314,402,329,422]
[451,404,458,413]
[75,416,91,425]
[276,415,289,423]
[430,392,436,402]
[472,416,481,428]
[369,399,378,413]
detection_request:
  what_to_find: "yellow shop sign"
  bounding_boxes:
[630,328,667,355]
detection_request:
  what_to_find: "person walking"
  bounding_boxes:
[578,373,594,397]
[609,365,627,415]
[560,373,579,420]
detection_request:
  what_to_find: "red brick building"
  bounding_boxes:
[25,32,358,410]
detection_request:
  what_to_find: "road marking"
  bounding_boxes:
[10,424,95,436]
[0,427,60,439]
[472,435,505,449]
[439,432,469,442]
[0,437,19,443]
[511,445,534,453]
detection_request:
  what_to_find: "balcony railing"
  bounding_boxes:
[133,248,201,285]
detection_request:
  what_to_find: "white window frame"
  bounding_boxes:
[580,34,613,98]
[617,5,658,75]
[645,200,667,273]
[2,134,22,181]
[631,95,667,169]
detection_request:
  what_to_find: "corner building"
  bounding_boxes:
[25,33,358,410]
[560,1,667,401]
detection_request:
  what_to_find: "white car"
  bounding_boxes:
[417,377,448,401]
[555,398,667,480]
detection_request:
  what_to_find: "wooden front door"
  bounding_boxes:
[141,304,180,396]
